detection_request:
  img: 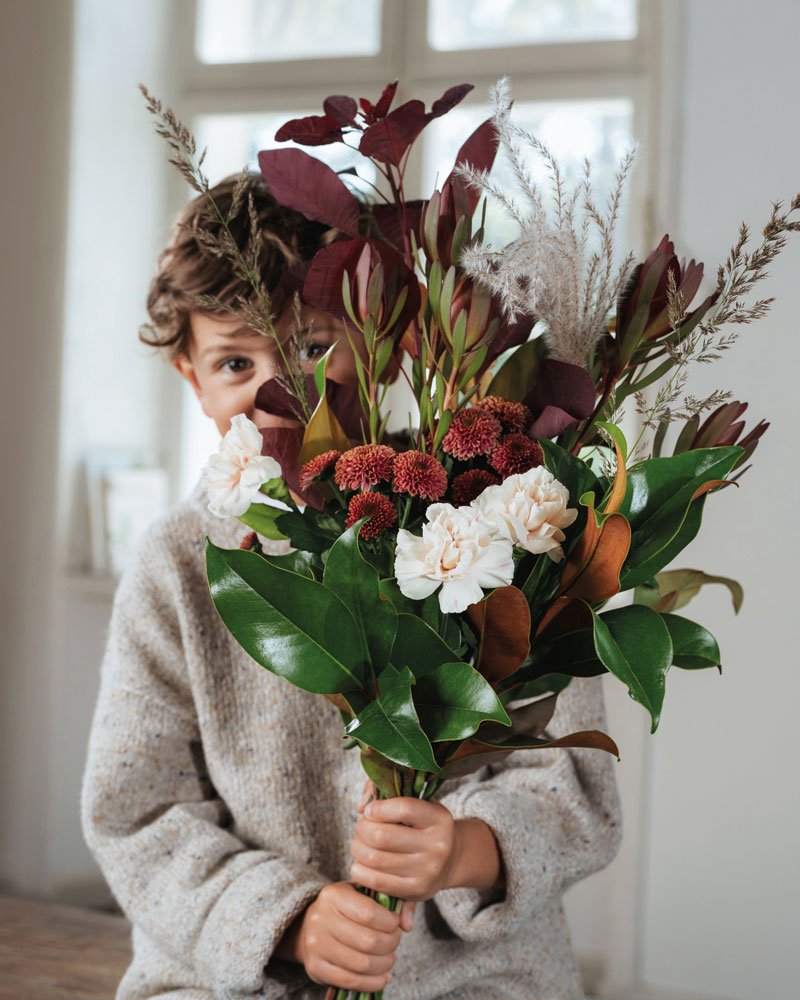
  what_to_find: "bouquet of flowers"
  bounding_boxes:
[143,77,797,1000]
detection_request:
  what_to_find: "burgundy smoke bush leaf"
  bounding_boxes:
[255,378,306,423]
[359,100,427,166]
[258,425,323,510]
[303,237,420,332]
[256,374,365,443]
[429,83,473,119]
[525,360,596,438]
[274,114,344,146]
[258,148,361,235]
[372,200,425,250]
[359,81,400,124]
[323,96,358,126]
[445,118,500,217]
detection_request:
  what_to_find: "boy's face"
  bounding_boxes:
[173,306,360,437]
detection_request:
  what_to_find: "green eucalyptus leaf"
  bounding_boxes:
[660,612,722,670]
[206,539,365,694]
[346,664,439,772]
[323,521,398,672]
[592,604,673,733]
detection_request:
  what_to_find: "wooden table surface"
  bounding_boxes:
[0,895,131,999]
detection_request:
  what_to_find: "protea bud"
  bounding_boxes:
[615,235,719,370]
[676,399,769,476]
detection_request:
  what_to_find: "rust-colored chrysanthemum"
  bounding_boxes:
[475,396,533,433]
[392,450,448,501]
[450,469,500,505]
[335,444,396,491]
[346,492,398,539]
[441,408,502,460]
[490,434,544,477]
[239,530,259,551]
[299,449,341,490]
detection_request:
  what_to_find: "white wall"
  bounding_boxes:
[0,0,177,902]
[51,0,178,900]
[638,2,800,998]
[0,0,74,897]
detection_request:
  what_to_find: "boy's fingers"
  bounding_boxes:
[357,779,378,813]
[311,956,393,994]
[328,911,402,956]
[364,796,439,827]
[354,816,420,853]
[334,885,400,932]
[400,900,416,932]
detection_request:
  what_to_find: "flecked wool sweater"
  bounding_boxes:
[81,478,622,1000]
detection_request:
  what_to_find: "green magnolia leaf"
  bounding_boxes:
[621,495,706,591]
[324,522,398,673]
[634,568,743,615]
[619,448,741,589]
[239,502,289,540]
[540,439,603,513]
[275,509,342,553]
[413,661,511,743]
[346,665,439,772]
[478,692,557,743]
[360,748,404,799]
[499,673,573,704]
[527,626,608,681]
[438,728,620,781]
[660,612,722,670]
[263,549,323,580]
[206,539,365,694]
[592,604,673,733]
[391,613,459,678]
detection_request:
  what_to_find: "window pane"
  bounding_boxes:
[428,0,637,50]
[194,112,377,197]
[423,99,635,246]
[196,0,382,63]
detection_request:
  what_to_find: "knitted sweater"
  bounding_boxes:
[81,479,622,1000]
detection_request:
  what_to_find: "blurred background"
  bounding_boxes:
[1,1,797,997]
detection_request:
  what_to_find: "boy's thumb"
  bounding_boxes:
[400,900,416,931]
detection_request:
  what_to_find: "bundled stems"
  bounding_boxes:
[331,772,441,1000]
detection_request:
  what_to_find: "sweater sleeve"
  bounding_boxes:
[81,528,328,998]
[431,675,622,943]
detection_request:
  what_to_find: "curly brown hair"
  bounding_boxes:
[139,173,339,360]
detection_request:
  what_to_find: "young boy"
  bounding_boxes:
[82,173,622,999]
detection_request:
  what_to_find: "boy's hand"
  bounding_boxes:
[352,779,504,906]
[276,881,400,993]
[350,787,460,904]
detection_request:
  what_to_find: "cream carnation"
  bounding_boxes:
[472,466,577,561]
[394,503,514,614]
[203,414,282,518]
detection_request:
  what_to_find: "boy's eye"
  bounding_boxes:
[299,341,330,363]
[221,357,253,374]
